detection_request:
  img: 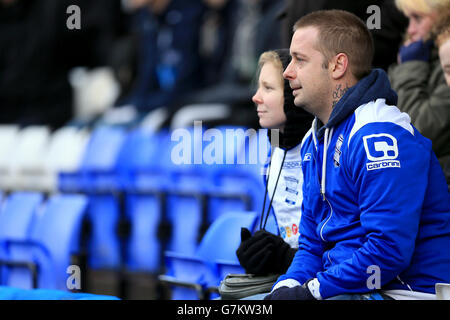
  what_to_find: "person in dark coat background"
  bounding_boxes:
[116,0,205,113]
[0,0,125,129]
[160,0,286,130]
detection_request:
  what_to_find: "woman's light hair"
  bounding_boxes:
[395,0,450,14]
[257,51,284,87]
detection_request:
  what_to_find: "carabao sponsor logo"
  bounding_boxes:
[366,160,401,171]
[363,133,401,171]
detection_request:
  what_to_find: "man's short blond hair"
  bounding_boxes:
[293,10,374,80]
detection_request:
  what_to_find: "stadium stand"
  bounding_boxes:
[2,122,265,299]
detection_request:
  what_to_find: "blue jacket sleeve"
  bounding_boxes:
[316,123,430,298]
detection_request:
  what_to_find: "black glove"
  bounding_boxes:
[264,281,315,300]
[236,228,297,275]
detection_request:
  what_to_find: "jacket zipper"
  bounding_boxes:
[312,121,334,264]
[320,197,334,243]
[312,129,334,245]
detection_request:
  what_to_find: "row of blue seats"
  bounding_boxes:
[0,193,275,300]
[0,192,256,298]
[55,125,269,276]
[0,190,275,300]
[0,124,272,299]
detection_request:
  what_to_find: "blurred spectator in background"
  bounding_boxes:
[106,0,205,127]
[198,0,238,88]
[159,0,285,131]
[0,0,125,129]
[388,0,450,172]
[432,5,450,188]
[434,4,450,86]
[278,0,408,71]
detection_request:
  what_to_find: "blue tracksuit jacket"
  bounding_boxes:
[276,69,450,299]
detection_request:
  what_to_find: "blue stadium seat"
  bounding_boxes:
[58,126,122,193]
[215,209,280,282]
[87,194,121,269]
[0,194,88,290]
[125,194,162,272]
[72,292,121,300]
[0,192,44,286]
[206,127,267,223]
[119,129,170,272]
[0,192,44,242]
[165,193,203,256]
[163,126,209,256]
[160,211,259,300]
[59,126,128,270]
[81,126,127,192]
[116,128,170,190]
[0,286,20,299]
[0,286,119,300]
[201,126,246,224]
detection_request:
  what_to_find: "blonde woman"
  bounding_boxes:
[389,0,450,170]
[236,49,313,276]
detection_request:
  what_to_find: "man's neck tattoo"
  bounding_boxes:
[332,84,350,108]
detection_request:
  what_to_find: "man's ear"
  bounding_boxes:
[329,53,349,80]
